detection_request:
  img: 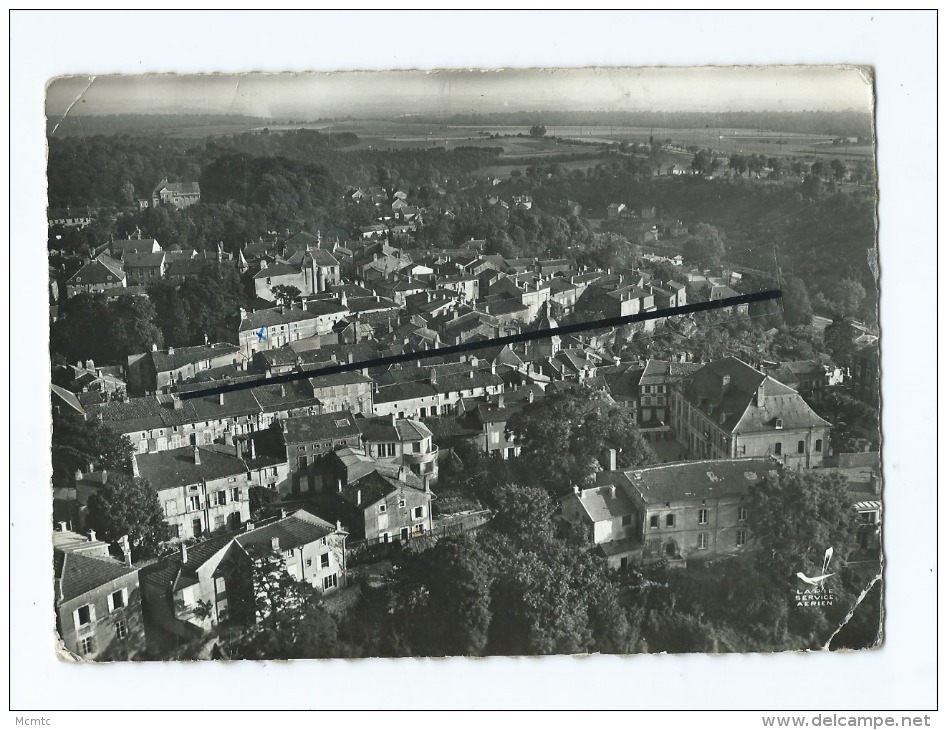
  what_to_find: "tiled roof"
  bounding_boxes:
[122,251,166,268]
[681,357,829,433]
[232,307,324,332]
[135,446,248,492]
[611,457,778,504]
[151,343,241,372]
[236,510,338,552]
[283,411,360,445]
[374,381,438,405]
[67,259,124,285]
[159,181,200,195]
[55,551,137,604]
[253,261,300,279]
[284,231,321,249]
[340,464,427,508]
[166,259,212,277]
[421,414,482,439]
[571,484,636,522]
[357,416,432,443]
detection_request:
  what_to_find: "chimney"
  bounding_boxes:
[246,522,255,532]
[609,485,616,498]
[88,529,96,542]
[337,478,343,493]
[173,396,183,411]
[151,343,158,352]
[167,347,174,356]
[527,390,535,403]
[498,395,505,409]
[336,520,342,532]
[398,466,408,482]
[239,307,247,322]
[251,439,257,460]
[756,381,766,407]
[870,471,880,495]
[356,489,362,506]
[58,521,68,532]
[181,543,188,564]
[218,392,225,406]
[491,362,497,375]
[430,370,437,385]
[280,384,286,397]
[608,448,617,471]
[390,413,397,427]
[194,447,201,465]
[573,485,580,496]
[271,537,280,552]
[223,431,233,446]
[119,535,132,567]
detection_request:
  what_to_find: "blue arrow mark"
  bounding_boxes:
[256,327,267,341]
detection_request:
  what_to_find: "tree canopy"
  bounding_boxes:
[85,474,170,560]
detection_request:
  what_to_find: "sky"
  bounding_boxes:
[46,66,874,121]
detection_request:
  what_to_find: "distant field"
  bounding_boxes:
[157,118,873,163]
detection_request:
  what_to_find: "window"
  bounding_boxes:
[108,589,126,612]
[738,506,748,521]
[774,442,782,456]
[297,456,308,470]
[215,576,226,594]
[379,504,387,514]
[322,573,338,591]
[647,539,662,557]
[413,506,425,520]
[398,499,406,508]
[320,553,330,568]
[75,604,93,628]
[115,620,128,640]
[665,514,675,527]
[164,500,178,517]
[306,558,312,567]
[169,524,180,539]
[649,515,659,529]
[297,446,306,452]
[192,518,203,537]
[214,515,225,530]
[698,508,708,525]
[619,557,629,569]
[230,488,241,502]
[736,530,747,547]
[621,514,632,526]
[80,636,95,655]
[215,490,227,506]
[815,439,823,453]
[697,533,708,550]
[797,440,806,454]
[189,495,201,512]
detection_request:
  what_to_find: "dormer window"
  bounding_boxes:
[775,418,783,429]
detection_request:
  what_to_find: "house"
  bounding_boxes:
[126,343,245,396]
[762,361,830,405]
[637,359,702,439]
[359,224,388,239]
[133,445,253,540]
[357,415,439,487]
[150,178,201,208]
[670,357,832,468]
[48,207,93,228]
[111,237,162,259]
[467,388,539,459]
[54,529,144,660]
[217,302,349,358]
[65,254,126,298]
[512,195,533,210]
[562,452,779,568]
[251,249,341,301]
[122,251,166,286]
[606,203,627,220]
[322,449,434,545]
[139,510,346,639]
[850,343,880,405]
[373,363,505,419]
[696,282,748,315]
[281,411,363,498]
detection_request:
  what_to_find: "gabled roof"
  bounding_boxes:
[122,251,166,268]
[680,357,830,433]
[67,259,124,285]
[374,381,438,405]
[151,343,241,372]
[235,510,338,552]
[51,383,85,414]
[55,551,137,604]
[135,446,249,492]
[253,261,300,279]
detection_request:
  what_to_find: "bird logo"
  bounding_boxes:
[796,547,834,586]
[256,327,267,342]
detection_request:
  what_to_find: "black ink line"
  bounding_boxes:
[180,289,782,400]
